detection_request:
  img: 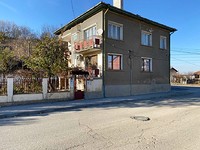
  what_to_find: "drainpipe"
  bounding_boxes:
[169,31,175,89]
[102,8,109,98]
[128,50,133,96]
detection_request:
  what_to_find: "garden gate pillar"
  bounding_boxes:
[42,78,48,99]
[7,77,13,102]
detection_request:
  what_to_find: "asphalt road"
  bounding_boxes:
[0,86,200,150]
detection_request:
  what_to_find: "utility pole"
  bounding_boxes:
[128,50,133,95]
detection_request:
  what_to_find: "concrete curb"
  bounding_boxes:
[0,90,190,119]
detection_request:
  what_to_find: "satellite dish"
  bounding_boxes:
[97,28,103,35]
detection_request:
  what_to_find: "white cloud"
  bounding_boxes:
[0,1,18,13]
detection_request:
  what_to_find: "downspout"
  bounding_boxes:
[128,50,133,96]
[102,8,109,98]
[169,31,175,89]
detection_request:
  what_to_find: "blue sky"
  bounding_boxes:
[0,0,200,73]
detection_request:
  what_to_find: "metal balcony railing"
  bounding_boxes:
[74,36,102,52]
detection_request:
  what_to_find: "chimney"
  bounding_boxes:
[113,0,123,9]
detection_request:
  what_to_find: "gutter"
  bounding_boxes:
[169,30,176,86]
[54,2,177,35]
[102,8,109,98]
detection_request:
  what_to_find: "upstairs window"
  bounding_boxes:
[141,31,152,46]
[72,33,78,41]
[84,26,96,40]
[108,54,122,70]
[160,36,167,49]
[108,21,123,40]
[141,57,152,72]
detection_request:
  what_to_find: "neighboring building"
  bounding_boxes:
[194,71,200,84]
[194,71,200,79]
[55,0,177,98]
[170,67,178,83]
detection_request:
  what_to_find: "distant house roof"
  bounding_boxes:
[194,71,200,75]
[170,67,178,73]
[54,2,177,35]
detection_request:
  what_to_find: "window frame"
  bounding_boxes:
[108,53,123,70]
[160,36,167,49]
[108,21,123,40]
[83,25,97,40]
[141,30,152,46]
[141,57,152,72]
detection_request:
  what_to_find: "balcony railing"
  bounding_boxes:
[85,67,102,78]
[74,36,101,52]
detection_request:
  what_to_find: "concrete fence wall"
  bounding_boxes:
[85,78,103,99]
[0,78,72,104]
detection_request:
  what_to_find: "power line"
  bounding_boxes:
[71,0,75,18]
[105,41,169,61]
[172,47,200,51]
[171,49,200,55]
[171,57,200,67]
[104,41,200,66]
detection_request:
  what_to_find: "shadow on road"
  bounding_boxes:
[0,117,38,126]
[0,86,200,126]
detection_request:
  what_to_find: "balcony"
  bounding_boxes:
[74,36,102,55]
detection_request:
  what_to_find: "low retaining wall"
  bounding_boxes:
[0,91,72,104]
[47,92,71,100]
[0,96,8,103]
[0,77,72,105]
[13,94,43,102]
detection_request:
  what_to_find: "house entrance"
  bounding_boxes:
[71,70,89,99]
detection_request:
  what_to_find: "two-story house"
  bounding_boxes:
[55,0,176,99]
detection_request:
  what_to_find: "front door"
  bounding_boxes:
[74,75,85,99]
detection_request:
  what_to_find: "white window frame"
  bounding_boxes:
[108,21,123,40]
[108,53,123,70]
[72,33,77,41]
[160,36,167,49]
[141,30,152,46]
[141,57,152,72]
[83,25,97,40]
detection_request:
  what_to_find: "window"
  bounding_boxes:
[160,36,167,49]
[108,21,123,40]
[108,54,122,70]
[141,31,152,46]
[84,26,96,40]
[141,57,152,72]
[72,33,77,41]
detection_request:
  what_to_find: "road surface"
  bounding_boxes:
[0,86,200,150]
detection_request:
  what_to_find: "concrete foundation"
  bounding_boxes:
[105,84,170,97]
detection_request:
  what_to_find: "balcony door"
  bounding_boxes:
[84,26,97,40]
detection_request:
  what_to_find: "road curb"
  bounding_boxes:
[0,90,191,119]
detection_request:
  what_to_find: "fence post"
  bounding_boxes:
[42,78,48,99]
[7,77,13,102]
[70,77,74,99]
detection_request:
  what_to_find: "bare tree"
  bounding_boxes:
[40,25,57,39]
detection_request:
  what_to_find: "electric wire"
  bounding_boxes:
[71,0,75,19]
[105,41,169,61]
[105,41,200,69]
[171,57,200,67]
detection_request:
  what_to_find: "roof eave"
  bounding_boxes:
[54,2,177,35]
[54,2,106,35]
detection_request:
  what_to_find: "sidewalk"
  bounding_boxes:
[0,89,186,119]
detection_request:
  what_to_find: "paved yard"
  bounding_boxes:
[0,86,200,150]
